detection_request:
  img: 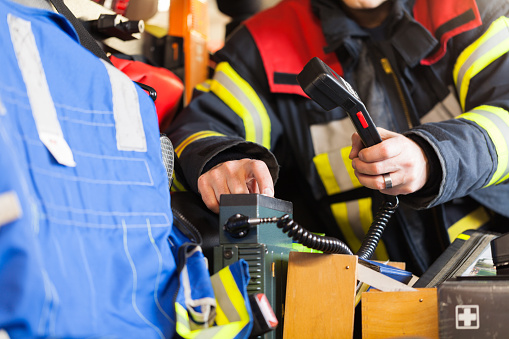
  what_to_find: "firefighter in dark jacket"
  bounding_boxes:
[168,0,509,275]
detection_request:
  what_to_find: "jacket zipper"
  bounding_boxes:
[380,57,414,129]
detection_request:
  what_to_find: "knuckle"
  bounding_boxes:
[205,169,222,181]
[351,158,358,169]
[378,144,391,158]
[249,159,267,171]
[221,161,236,173]
[231,186,246,194]
[372,163,384,174]
[197,174,209,186]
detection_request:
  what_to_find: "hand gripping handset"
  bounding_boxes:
[297,57,382,147]
[223,58,400,260]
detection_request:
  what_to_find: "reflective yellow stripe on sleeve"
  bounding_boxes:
[196,79,212,93]
[453,16,509,111]
[175,130,226,157]
[172,130,226,192]
[458,105,509,185]
[210,62,271,149]
[447,206,490,241]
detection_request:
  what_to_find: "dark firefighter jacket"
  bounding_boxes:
[168,0,509,274]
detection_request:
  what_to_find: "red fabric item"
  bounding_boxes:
[110,55,184,131]
[414,0,481,65]
[244,0,342,97]
[246,0,482,78]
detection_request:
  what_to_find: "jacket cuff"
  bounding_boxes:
[400,131,442,208]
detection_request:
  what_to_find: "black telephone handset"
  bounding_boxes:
[223,57,399,260]
[297,57,382,148]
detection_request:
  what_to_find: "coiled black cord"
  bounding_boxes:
[224,196,399,260]
[355,197,398,259]
[276,214,353,255]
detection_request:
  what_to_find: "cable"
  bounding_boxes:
[355,197,398,259]
[276,214,353,255]
[224,196,399,260]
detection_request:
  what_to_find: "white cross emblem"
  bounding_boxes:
[456,305,480,329]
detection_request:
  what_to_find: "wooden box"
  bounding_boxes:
[362,288,438,339]
[283,252,358,339]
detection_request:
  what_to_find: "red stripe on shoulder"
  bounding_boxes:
[414,0,482,65]
[244,0,342,96]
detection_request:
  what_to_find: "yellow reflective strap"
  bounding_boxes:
[447,206,490,241]
[217,268,250,323]
[196,79,212,92]
[175,303,196,338]
[214,298,228,326]
[176,265,251,339]
[453,16,509,111]
[177,301,245,339]
[211,274,241,324]
[199,268,249,338]
[459,108,509,186]
[211,62,271,149]
[341,146,362,188]
[313,153,341,195]
[195,323,243,339]
[175,130,226,157]
[177,304,246,339]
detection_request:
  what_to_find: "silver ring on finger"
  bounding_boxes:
[383,173,393,189]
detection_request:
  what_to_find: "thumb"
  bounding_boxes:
[377,127,399,141]
[349,132,364,159]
